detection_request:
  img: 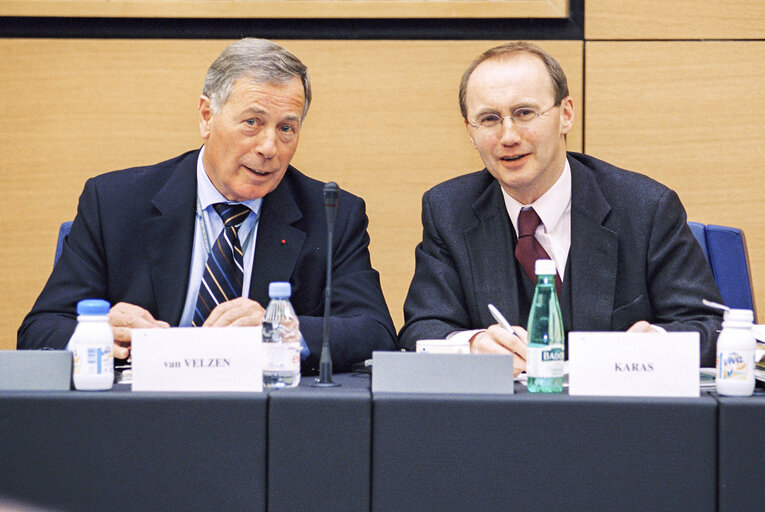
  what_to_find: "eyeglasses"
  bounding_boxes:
[467,103,559,132]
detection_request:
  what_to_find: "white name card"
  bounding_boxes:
[132,327,263,392]
[415,339,470,354]
[568,331,700,397]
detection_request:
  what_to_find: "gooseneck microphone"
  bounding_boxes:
[312,182,340,387]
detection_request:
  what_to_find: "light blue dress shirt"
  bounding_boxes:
[178,148,262,327]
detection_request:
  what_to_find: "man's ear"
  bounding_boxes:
[199,95,214,140]
[559,96,575,136]
[465,120,478,149]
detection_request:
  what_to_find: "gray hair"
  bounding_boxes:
[202,38,311,119]
[459,41,569,120]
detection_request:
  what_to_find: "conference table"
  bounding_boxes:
[1,373,763,512]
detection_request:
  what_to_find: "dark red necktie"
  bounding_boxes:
[515,207,562,295]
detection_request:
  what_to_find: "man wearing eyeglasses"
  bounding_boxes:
[18,38,397,373]
[398,42,723,372]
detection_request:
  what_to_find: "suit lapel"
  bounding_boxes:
[144,153,198,325]
[465,176,523,326]
[568,157,618,331]
[248,170,306,306]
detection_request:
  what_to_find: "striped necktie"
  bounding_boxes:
[192,203,251,326]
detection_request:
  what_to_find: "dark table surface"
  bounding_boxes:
[2,373,764,512]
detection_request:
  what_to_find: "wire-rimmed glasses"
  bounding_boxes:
[467,103,559,133]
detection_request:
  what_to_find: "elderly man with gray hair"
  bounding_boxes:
[19,38,397,374]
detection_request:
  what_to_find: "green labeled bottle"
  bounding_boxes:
[526,259,565,393]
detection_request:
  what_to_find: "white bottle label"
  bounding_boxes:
[526,345,564,378]
[716,350,753,381]
[263,342,301,372]
[73,345,114,376]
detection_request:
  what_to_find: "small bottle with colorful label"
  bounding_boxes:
[69,299,114,391]
[716,308,755,397]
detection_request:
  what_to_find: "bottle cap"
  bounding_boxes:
[534,259,556,276]
[723,308,754,323]
[268,281,292,299]
[76,299,111,316]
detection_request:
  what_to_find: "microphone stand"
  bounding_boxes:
[312,182,340,387]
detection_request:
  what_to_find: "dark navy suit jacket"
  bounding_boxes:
[399,152,723,366]
[18,149,397,372]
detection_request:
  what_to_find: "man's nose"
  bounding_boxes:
[254,129,278,159]
[498,117,521,145]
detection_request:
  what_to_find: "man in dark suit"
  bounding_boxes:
[18,38,396,373]
[399,42,722,369]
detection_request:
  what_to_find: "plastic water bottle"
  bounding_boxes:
[716,308,756,396]
[262,282,302,388]
[526,259,565,393]
[68,299,114,391]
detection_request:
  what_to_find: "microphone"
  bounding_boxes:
[312,182,341,387]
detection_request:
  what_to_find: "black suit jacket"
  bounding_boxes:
[399,152,723,366]
[18,149,397,372]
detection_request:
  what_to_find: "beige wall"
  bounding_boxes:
[586,0,765,39]
[0,40,582,349]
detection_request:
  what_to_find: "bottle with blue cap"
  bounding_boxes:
[68,299,114,391]
[716,308,756,396]
[262,282,302,388]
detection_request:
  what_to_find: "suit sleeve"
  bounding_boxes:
[297,195,397,372]
[645,188,723,366]
[17,179,110,349]
[398,191,479,351]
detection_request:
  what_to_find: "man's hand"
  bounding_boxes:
[109,302,170,359]
[627,320,655,333]
[203,297,265,327]
[470,324,529,377]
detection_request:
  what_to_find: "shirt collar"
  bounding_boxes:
[196,146,262,214]
[503,157,572,235]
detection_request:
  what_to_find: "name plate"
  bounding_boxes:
[372,351,514,394]
[132,327,263,392]
[0,350,72,391]
[568,331,700,397]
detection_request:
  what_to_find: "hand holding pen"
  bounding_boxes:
[488,304,520,338]
[466,304,528,377]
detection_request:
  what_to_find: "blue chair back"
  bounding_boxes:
[54,221,73,265]
[688,222,755,317]
[687,221,709,262]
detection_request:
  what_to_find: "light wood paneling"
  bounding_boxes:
[0,0,568,18]
[586,0,765,40]
[585,41,765,316]
[0,39,582,349]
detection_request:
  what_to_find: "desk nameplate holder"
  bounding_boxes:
[132,327,262,392]
[0,350,72,391]
[371,352,515,394]
[568,331,700,397]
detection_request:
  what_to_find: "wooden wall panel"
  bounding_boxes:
[0,39,583,349]
[0,0,569,18]
[586,0,765,40]
[585,41,765,317]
